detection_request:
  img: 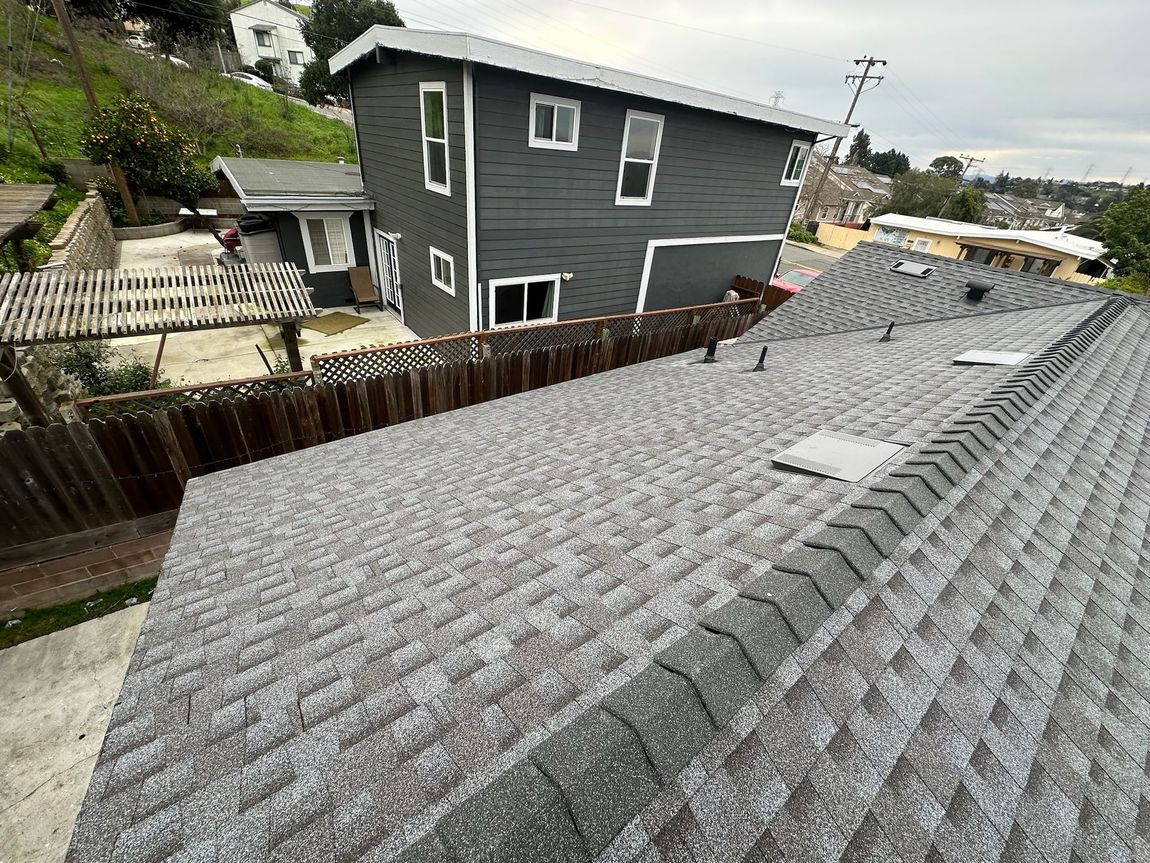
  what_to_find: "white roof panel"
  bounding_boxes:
[329,27,849,138]
[771,430,906,482]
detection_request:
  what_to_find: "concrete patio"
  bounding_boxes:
[112,230,417,385]
[0,605,147,863]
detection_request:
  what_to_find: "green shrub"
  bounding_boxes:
[39,341,166,396]
[38,160,70,184]
[788,223,819,244]
[1100,273,1150,294]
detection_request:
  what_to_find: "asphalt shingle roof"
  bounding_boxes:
[746,242,1108,342]
[65,258,1146,862]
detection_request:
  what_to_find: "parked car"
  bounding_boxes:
[224,71,273,91]
[771,267,820,292]
[145,52,190,69]
[124,34,153,51]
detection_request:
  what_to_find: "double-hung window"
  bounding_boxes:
[781,140,810,186]
[529,94,580,150]
[615,110,664,206]
[489,275,561,327]
[288,50,304,65]
[419,82,450,195]
[254,29,272,48]
[298,214,353,272]
[429,247,455,295]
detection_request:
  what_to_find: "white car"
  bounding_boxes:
[225,71,273,91]
[124,34,153,51]
[145,52,190,69]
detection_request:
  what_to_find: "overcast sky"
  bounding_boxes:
[392,0,1148,183]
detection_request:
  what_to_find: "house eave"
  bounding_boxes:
[329,27,849,138]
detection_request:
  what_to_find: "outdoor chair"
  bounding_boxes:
[348,266,383,313]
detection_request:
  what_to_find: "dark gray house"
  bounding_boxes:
[329,28,846,338]
[211,156,374,309]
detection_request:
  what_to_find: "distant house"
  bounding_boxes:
[816,213,1113,283]
[211,156,374,307]
[328,27,845,338]
[795,154,892,227]
[229,0,313,86]
[981,192,1072,230]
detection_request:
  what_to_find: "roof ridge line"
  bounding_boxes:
[391,297,1131,862]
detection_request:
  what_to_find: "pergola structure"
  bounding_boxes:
[0,262,319,424]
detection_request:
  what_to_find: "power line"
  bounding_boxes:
[798,55,887,223]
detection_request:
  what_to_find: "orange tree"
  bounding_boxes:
[80,97,215,209]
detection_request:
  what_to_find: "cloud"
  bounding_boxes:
[399,0,1149,182]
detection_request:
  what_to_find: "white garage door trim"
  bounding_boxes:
[635,233,787,313]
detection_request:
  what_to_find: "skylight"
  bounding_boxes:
[772,430,906,482]
[889,260,935,278]
[953,350,1031,366]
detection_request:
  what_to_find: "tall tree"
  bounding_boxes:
[992,171,1010,193]
[865,148,911,177]
[1101,185,1150,280]
[299,0,404,105]
[846,129,871,166]
[1013,177,1039,197]
[874,169,956,218]
[928,156,964,179]
[940,187,985,222]
[122,0,227,53]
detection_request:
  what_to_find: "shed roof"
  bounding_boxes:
[211,156,369,210]
[0,263,317,345]
[0,183,57,244]
[869,213,1109,262]
[65,249,1150,861]
[329,27,849,139]
[747,242,1110,342]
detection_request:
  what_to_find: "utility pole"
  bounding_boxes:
[1119,166,1132,187]
[48,0,140,225]
[935,154,985,218]
[1080,163,1094,183]
[798,56,886,223]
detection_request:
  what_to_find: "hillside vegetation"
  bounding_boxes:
[0,0,356,186]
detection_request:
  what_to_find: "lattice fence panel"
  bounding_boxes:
[487,321,599,356]
[80,373,314,418]
[312,335,479,385]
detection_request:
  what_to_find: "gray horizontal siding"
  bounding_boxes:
[352,51,470,338]
[260,211,369,310]
[474,66,810,322]
[645,239,782,311]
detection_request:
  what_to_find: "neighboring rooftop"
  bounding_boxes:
[0,183,57,245]
[868,213,1111,263]
[328,27,849,138]
[211,156,369,208]
[66,239,1150,861]
[746,241,1110,342]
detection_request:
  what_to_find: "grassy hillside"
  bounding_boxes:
[0,0,356,185]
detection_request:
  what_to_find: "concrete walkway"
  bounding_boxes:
[778,240,845,275]
[111,229,418,385]
[0,605,147,863]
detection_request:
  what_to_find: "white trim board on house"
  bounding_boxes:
[635,234,787,312]
[329,28,848,138]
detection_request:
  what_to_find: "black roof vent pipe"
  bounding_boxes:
[965,279,994,302]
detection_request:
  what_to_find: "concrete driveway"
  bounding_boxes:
[0,605,147,863]
[778,240,843,275]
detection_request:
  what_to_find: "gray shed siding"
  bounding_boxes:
[473,66,810,323]
[351,52,470,337]
[644,239,782,311]
[263,211,370,310]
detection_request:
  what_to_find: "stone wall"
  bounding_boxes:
[44,191,117,272]
[0,348,84,432]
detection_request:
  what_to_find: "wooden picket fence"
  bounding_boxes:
[2,311,754,558]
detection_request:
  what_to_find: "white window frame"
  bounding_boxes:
[429,246,455,296]
[419,81,450,196]
[295,212,355,274]
[488,274,562,329]
[528,93,581,151]
[615,109,664,207]
[781,139,811,186]
[911,238,933,252]
[253,29,273,48]
[288,50,304,65]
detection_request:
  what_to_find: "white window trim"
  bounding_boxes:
[635,234,786,312]
[294,212,355,274]
[429,246,455,296]
[528,93,581,151]
[781,139,811,187]
[288,50,304,65]
[912,238,933,252]
[615,109,665,207]
[487,273,562,329]
[419,81,450,196]
[253,30,273,48]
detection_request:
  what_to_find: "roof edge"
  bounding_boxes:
[329,26,849,138]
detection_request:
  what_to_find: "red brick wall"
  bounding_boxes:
[0,530,172,615]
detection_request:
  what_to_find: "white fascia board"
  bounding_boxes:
[240,196,375,212]
[869,213,1105,261]
[330,27,849,138]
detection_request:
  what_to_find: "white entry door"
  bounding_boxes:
[375,231,403,318]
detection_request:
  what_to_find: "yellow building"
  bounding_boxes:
[815,214,1114,284]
